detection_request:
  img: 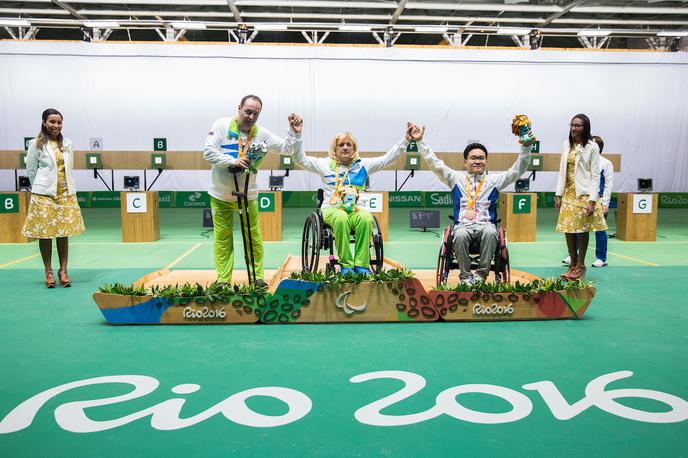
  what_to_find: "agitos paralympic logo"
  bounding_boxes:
[0,370,686,433]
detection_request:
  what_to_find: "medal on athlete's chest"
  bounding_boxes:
[464,174,485,221]
[331,164,353,205]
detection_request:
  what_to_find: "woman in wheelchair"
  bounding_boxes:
[293,122,423,274]
[419,126,535,284]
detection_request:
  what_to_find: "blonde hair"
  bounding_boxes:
[329,132,359,164]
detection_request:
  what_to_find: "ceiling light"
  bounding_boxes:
[170,21,206,30]
[254,23,288,31]
[339,24,371,32]
[83,21,119,28]
[657,30,688,37]
[0,18,30,27]
[496,27,532,35]
[577,29,611,37]
[414,25,448,33]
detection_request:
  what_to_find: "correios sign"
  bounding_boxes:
[1,370,685,434]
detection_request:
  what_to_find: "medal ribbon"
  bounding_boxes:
[465,175,486,210]
[228,117,257,158]
[237,129,254,158]
[330,164,352,204]
[334,165,352,195]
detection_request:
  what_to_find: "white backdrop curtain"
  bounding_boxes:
[1,41,687,193]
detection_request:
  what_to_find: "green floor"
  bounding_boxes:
[1,208,687,457]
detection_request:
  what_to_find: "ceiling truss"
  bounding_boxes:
[0,0,686,49]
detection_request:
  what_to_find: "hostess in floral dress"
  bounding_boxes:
[555,148,607,233]
[22,140,85,239]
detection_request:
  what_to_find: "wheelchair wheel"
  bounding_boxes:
[301,213,321,272]
[370,217,384,274]
[495,225,510,283]
[436,224,453,286]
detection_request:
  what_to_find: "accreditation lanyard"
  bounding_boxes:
[465,174,486,210]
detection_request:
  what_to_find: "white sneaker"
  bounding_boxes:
[562,255,571,266]
[592,259,608,267]
[473,274,487,284]
[461,275,476,285]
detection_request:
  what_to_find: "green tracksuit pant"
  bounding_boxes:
[322,206,374,269]
[210,196,263,283]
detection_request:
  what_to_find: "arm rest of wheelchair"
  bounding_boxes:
[316,189,324,208]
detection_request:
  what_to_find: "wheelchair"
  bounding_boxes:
[301,189,384,274]
[436,195,510,286]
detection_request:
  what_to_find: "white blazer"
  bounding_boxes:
[26,137,77,197]
[555,139,600,203]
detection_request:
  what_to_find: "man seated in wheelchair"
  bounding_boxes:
[292,121,423,274]
[419,122,535,283]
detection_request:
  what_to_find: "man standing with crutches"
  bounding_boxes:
[204,94,302,288]
[230,168,257,286]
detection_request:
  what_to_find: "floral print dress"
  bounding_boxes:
[555,148,607,234]
[22,141,85,238]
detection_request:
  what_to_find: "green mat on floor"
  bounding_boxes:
[1,208,686,457]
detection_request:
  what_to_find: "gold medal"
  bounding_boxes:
[465,209,476,221]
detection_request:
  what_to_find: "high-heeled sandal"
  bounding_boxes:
[58,269,71,287]
[45,269,56,288]
[568,266,587,280]
[560,265,576,280]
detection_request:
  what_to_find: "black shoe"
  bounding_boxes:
[254,279,268,289]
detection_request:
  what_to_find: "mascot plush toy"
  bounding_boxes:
[511,115,537,146]
[337,185,360,213]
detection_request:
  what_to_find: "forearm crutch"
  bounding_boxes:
[231,169,257,285]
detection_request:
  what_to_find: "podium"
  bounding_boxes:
[258,191,282,241]
[498,192,537,242]
[0,192,34,243]
[616,193,658,241]
[120,191,160,242]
